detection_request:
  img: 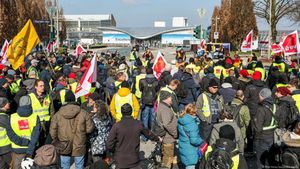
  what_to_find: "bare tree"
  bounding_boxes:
[254,0,298,42]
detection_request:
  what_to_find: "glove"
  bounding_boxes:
[198,142,208,157]
[21,157,34,169]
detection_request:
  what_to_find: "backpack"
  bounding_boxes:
[34,145,58,167]
[176,77,188,99]
[142,80,157,105]
[151,112,166,137]
[226,103,244,128]
[275,101,299,129]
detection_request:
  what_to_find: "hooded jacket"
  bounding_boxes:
[50,103,94,156]
[231,98,251,139]
[244,80,266,116]
[179,72,198,104]
[139,74,159,105]
[276,96,297,128]
[110,88,140,121]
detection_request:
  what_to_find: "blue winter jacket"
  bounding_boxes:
[178,114,203,166]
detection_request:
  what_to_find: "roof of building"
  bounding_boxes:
[64,14,113,21]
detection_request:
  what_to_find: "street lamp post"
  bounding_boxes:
[268,0,272,59]
[56,0,60,48]
[197,8,206,39]
[214,17,220,43]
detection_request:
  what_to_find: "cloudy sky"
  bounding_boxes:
[60,0,299,30]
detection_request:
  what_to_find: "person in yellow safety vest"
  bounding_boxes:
[254,61,266,81]
[222,58,234,80]
[129,46,138,67]
[6,75,20,95]
[158,79,180,114]
[253,88,277,169]
[213,61,225,79]
[132,67,146,99]
[196,78,224,141]
[8,96,41,169]
[176,48,187,62]
[288,79,300,113]
[68,72,78,93]
[204,126,248,169]
[0,97,12,168]
[270,56,288,73]
[114,72,126,94]
[274,75,289,92]
[81,92,101,113]
[80,86,97,104]
[142,48,154,67]
[110,81,140,122]
[26,59,40,78]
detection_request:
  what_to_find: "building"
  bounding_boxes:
[64,14,116,44]
[154,21,166,28]
[172,17,188,27]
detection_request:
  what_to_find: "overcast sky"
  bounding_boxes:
[60,0,300,30]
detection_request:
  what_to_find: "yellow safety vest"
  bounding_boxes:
[142,60,149,67]
[247,69,254,75]
[222,67,234,79]
[263,104,277,130]
[0,113,10,147]
[27,66,39,78]
[115,81,122,90]
[114,93,133,121]
[272,63,285,73]
[9,82,20,94]
[10,113,38,149]
[80,87,96,103]
[70,82,78,93]
[28,93,51,122]
[158,86,175,103]
[292,94,300,113]
[254,67,266,80]
[276,83,288,88]
[205,146,240,169]
[129,51,136,61]
[213,66,224,79]
[134,74,146,99]
[16,79,22,87]
[59,89,66,105]
[202,93,211,118]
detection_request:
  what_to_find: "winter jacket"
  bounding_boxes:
[106,116,159,169]
[179,72,198,105]
[196,91,224,123]
[218,83,236,104]
[40,69,52,92]
[0,111,11,155]
[276,96,297,128]
[89,114,111,155]
[244,80,266,116]
[237,76,251,91]
[50,103,94,156]
[210,121,244,153]
[139,74,159,105]
[159,71,172,89]
[253,97,275,140]
[178,114,203,166]
[7,105,41,156]
[231,98,251,139]
[173,69,184,81]
[109,88,140,121]
[157,102,178,143]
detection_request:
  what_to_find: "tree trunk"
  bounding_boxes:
[270,0,277,42]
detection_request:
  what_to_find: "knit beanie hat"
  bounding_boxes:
[0,97,8,108]
[208,78,219,87]
[160,91,172,102]
[259,88,272,100]
[121,103,133,116]
[219,125,235,141]
[0,78,8,87]
[121,81,130,88]
[65,90,76,103]
[239,69,249,77]
[276,87,291,96]
[252,71,262,81]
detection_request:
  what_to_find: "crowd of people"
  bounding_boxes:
[1,45,300,169]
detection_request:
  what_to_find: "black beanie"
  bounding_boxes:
[65,90,76,103]
[219,125,235,141]
[89,92,101,101]
[208,78,219,87]
[121,103,132,116]
[121,81,130,88]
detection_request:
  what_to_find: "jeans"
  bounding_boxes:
[60,155,85,169]
[254,139,273,169]
[141,105,154,141]
[186,165,195,169]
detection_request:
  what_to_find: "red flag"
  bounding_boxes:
[152,51,167,80]
[0,40,10,64]
[199,39,205,50]
[75,54,97,98]
[241,30,253,52]
[46,42,52,53]
[271,44,283,54]
[281,30,300,56]
[74,44,86,57]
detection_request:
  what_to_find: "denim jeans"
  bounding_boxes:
[254,139,273,169]
[141,105,154,141]
[60,155,84,169]
[186,165,195,169]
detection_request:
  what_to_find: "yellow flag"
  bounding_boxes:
[7,19,41,70]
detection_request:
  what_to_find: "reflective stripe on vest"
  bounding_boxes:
[135,74,146,99]
[28,93,51,122]
[255,67,266,80]
[292,94,300,113]
[263,104,277,130]
[202,93,211,118]
[276,83,288,88]
[272,63,285,73]
[60,90,66,104]
[10,113,37,149]
[213,66,224,79]
[115,93,133,121]
[0,113,10,147]
[222,67,234,78]
[9,82,20,94]
[130,51,135,61]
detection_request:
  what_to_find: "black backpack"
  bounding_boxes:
[175,77,188,100]
[226,103,244,128]
[142,81,157,105]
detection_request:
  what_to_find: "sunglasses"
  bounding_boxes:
[212,86,219,89]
